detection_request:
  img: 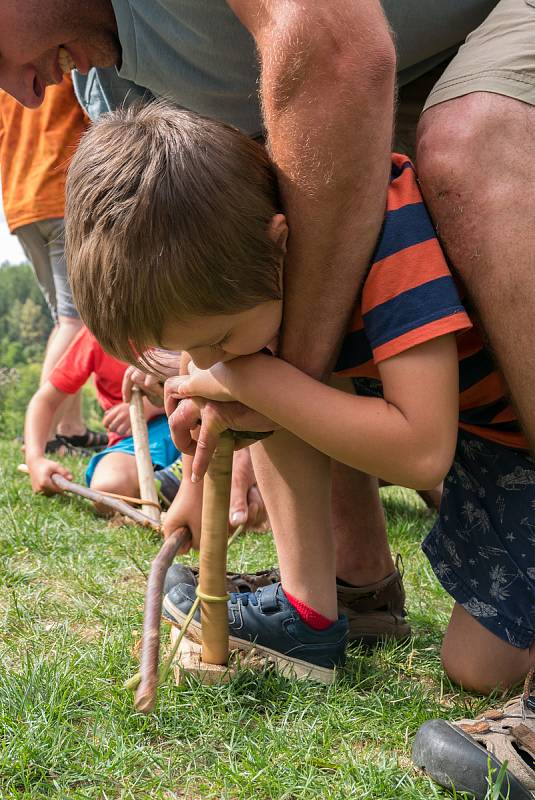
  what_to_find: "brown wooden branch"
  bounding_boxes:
[134,526,191,712]
[18,464,162,531]
[129,387,161,523]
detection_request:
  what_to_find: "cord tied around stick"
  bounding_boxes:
[195,588,230,604]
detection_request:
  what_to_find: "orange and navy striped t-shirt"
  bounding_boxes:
[334,154,525,451]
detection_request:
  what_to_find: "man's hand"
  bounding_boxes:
[122,366,165,406]
[229,447,269,530]
[27,457,73,495]
[162,475,203,548]
[102,402,132,437]
[162,449,269,546]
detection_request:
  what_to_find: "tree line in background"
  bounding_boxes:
[0,260,53,367]
[0,260,53,437]
[0,260,104,440]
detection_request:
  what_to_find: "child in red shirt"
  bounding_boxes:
[25,326,180,510]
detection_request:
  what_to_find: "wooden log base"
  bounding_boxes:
[169,630,268,685]
[171,631,237,685]
[169,628,337,686]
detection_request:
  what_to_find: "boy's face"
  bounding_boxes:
[159,300,283,370]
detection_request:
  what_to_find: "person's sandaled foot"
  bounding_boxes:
[163,560,409,643]
[413,684,535,799]
[337,557,411,644]
[45,436,88,457]
[162,581,348,684]
[58,429,108,452]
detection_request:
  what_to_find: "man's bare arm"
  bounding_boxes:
[228,0,396,379]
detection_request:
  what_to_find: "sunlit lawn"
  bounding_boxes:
[0,439,502,799]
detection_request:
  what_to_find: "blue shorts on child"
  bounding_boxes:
[85,414,179,486]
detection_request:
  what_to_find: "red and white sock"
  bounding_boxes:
[284,589,335,631]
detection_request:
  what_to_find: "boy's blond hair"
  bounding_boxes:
[65,101,282,363]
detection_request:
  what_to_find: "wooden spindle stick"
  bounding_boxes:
[198,430,234,666]
[129,387,161,523]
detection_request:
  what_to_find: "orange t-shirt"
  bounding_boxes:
[0,76,88,232]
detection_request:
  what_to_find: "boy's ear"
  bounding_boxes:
[268,213,288,254]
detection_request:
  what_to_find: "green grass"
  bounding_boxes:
[0,439,507,799]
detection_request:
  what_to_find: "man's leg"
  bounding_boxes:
[16,218,85,438]
[416,0,535,448]
[331,462,410,642]
[331,462,394,586]
[418,93,535,450]
[44,218,85,438]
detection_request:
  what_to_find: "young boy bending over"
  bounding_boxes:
[65,103,534,688]
[25,325,181,511]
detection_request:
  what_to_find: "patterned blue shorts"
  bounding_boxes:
[423,429,535,649]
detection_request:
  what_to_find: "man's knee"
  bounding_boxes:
[417,92,534,192]
[417,94,501,196]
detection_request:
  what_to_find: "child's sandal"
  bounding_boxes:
[59,429,108,451]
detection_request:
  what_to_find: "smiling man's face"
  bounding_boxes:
[0,0,120,108]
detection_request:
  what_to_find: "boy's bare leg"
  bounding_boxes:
[331,462,394,586]
[418,93,535,452]
[89,451,140,516]
[251,431,337,620]
[442,603,534,694]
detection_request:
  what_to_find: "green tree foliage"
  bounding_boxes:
[0,260,53,368]
[0,261,53,435]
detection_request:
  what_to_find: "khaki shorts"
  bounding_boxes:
[424,0,535,110]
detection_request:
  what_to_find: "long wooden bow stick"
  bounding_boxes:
[17,464,162,531]
[133,525,191,712]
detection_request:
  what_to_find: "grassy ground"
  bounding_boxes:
[0,439,506,799]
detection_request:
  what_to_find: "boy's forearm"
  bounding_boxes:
[24,394,57,465]
[230,357,448,489]
[235,1,396,379]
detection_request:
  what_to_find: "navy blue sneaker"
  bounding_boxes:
[162,581,348,684]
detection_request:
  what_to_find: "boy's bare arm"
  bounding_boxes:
[228,0,396,379]
[24,383,73,493]
[170,336,459,488]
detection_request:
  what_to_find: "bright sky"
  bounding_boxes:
[0,192,26,264]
